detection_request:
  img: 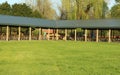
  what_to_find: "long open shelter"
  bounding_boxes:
[0,14,120,42]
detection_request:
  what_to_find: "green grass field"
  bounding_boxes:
[0,41,120,75]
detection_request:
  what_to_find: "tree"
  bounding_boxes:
[111,0,120,18]
[25,0,56,19]
[0,2,11,15]
[32,10,42,18]
[59,0,108,20]
[111,4,120,18]
[12,3,32,17]
[0,1,42,18]
[116,0,120,3]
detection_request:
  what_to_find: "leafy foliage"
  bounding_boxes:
[0,2,11,15]
[60,0,108,20]
[0,2,42,18]
[12,3,32,17]
[32,10,42,18]
[116,0,120,3]
[25,0,57,19]
[111,3,120,18]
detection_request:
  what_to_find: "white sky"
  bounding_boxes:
[0,0,23,4]
[51,0,61,15]
[107,0,116,9]
[0,0,115,7]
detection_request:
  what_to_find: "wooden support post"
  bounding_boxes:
[6,26,9,41]
[52,29,56,40]
[41,28,43,40]
[108,29,111,43]
[29,27,31,41]
[38,28,42,40]
[75,29,77,41]
[85,29,87,42]
[65,29,67,41]
[56,29,59,40]
[96,29,99,42]
[54,29,56,40]
[48,28,50,40]
[18,26,21,41]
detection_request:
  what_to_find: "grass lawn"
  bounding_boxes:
[0,41,120,75]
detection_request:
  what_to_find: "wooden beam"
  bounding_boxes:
[108,29,111,43]
[65,29,67,41]
[6,26,9,41]
[96,29,99,42]
[85,29,87,42]
[18,26,21,41]
[29,27,32,41]
[38,28,42,40]
[48,28,50,40]
[54,29,56,40]
[56,29,59,40]
[75,29,77,41]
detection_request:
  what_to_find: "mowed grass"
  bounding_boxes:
[0,41,120,75]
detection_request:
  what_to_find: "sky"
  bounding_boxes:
[0,0,116,15]
[106,0,116,9]
[51,0,61,15]
[0,0,23,4]
[0,0,116,7]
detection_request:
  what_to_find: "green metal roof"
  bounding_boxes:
[0,15,120,29]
